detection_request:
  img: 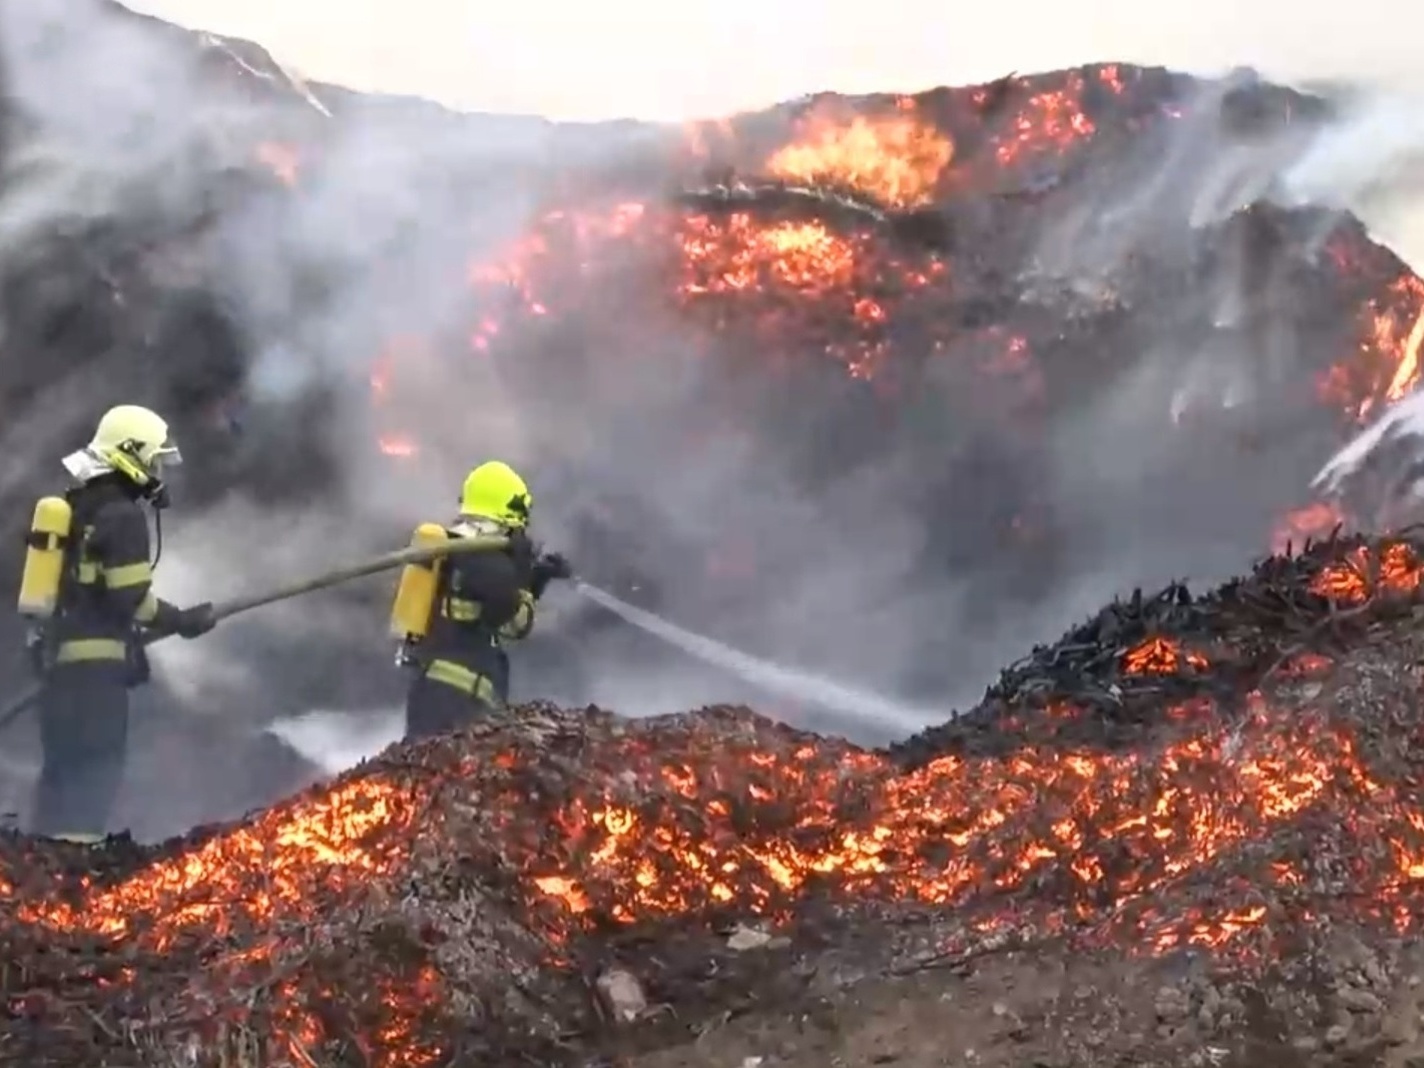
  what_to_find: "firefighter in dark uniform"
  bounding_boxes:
[389,460,571,740]
[16,405,217,843]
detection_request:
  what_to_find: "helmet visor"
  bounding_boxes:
[149,440,182,474]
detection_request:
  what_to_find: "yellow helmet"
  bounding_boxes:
[87,405,182,489]
[459,461,531,528]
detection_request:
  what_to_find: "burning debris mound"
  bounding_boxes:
[352,65,1424,716]
[7,533,1424,1064]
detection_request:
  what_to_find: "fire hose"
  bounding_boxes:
[0,534,509,735]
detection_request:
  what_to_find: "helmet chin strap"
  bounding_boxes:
[150,503,163,567]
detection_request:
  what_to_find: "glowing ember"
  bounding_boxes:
[673,211,945,377]
[17,778,412,940]
[1281,652,1334,676]
[1310,541,1424,603]
[513,695,1382,957]
[765,104,954,207]
[1122,637,1209,674]
[994,72,1097,165]
[677,214,859,296]
[7,535,1424,1061]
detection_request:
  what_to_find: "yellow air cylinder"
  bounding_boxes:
[17,496,73,619]
[388,522,449,640]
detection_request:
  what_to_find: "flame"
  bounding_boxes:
[1122,637,1209,675]
[673,211,946,378]
[1272,500,1345,555]
[1318,271,1424,422]
[1310,541,1424,603]
[255,140,301,187]
[352,78,1424,465]
[765,105,954,207]
[678,214,858,295]
[347,81,1421,567]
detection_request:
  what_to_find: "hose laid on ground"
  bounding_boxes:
[0,534,509,734]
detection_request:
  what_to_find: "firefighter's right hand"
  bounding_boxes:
[538,552,572,580]
[174,602,217,639]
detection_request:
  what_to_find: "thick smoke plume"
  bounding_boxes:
[0,2,1421,839]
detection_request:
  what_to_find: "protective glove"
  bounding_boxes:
[538,552,573,580]
[530,551,573,598]
[173,602,217,639]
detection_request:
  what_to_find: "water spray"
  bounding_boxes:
[573,580,942,734]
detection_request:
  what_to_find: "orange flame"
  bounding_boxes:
[678,215,859,296]
[1122,637,1209,675]
[1319,272,1424,422]
[765,106,954,207]
[1310,541,1424,603]
[1271,500,1345,555]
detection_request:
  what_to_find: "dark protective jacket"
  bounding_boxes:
[46,474,181,675]
[413,522,537,703]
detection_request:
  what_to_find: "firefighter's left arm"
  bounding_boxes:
[498,587,536,642]
[497,544,536,641]
[458,552,536,641]
[88,501,182,631]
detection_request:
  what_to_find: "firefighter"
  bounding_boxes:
[389,460,571,740]
[16,405,217,843]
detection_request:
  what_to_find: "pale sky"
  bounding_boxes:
[125,0,1424,122]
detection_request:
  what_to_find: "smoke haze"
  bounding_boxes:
[1,0,1422,836]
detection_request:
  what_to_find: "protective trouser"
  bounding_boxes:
[403,655,505,742]
[31,662,129,839]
